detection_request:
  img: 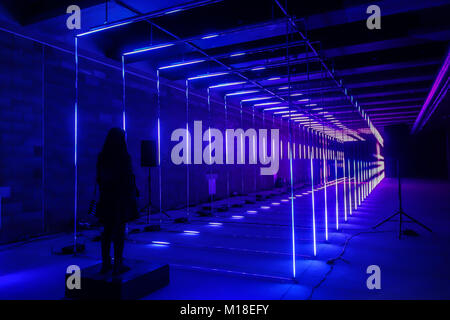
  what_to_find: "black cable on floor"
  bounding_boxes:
[306,229,393,300]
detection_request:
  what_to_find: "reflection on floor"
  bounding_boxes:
[1,178,449,299]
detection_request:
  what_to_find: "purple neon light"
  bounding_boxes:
[412,50,450,133]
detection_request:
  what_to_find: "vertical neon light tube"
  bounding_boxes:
[343,149,347,221]
[353,160,357,210]
[156,70,162,215]
[288,108,296,278]
[186,80,190,219]
[366,161,369,197]
[357,160,360,205]
[240,102,244,195]
[319,135,322,184]
[252,105,257,193]
[364,161,367,199]
[207,88,213,209]
[361,160,364,203]
[371,162,373,192]
[348,159,352,216]
[370,162,373,191]
[363,161,366,199]
[323,134,328,240]
[335,145,339,230]
[73,37,78,253]
[207,88,212,164]
[358,160,361,206]
[121,55,126,132]
[224,95,230,208]
[367,162,369,196]
[362,161,365,200]
[361,161,367,201]
[286,26,296,277]
[310,129,317,256]
[41,45,46,233]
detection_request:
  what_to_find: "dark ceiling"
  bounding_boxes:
[0,0,449,142]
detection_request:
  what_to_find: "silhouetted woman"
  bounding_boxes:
[96,128,139,275]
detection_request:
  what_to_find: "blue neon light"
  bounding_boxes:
[159,59,205,70]
[202,34,219,39]
[310,139,317,256]
[230,52,246,57]
[208,222,222,226]
[77,21,132,37]
[122,55,126,132]
[209,81,246,89]
[226,90,258,96]
[123,43,175,56]
[188,72,228,81]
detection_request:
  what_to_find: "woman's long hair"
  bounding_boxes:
[99,128,129,166]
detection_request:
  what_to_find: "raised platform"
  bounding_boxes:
[65,260,169,300]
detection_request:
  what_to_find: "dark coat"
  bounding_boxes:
[96,152,139,225]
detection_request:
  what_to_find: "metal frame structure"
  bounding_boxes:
[73,0,386,279]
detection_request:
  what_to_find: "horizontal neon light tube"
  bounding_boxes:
[267,77,281,81]
[241,96,271,102]
[209,81,246,89]
[272,202,280,205]
[188,72,228,80]
[202,34,219,39]
[231,215,244,219]
[184,230,200,234]
[152,241,170,245]
[226,90,258,96]
[281,199,289,202]
[159,59,205,70]
[279,86,290,90]
[77,21,132,37]
[281,113,302,117]
[165,8,183,14]
[263,106,288,111]
[230,52,246,57]
[255,101,282,107]
[247,210,257,214]
[290,93,303,97]
[208,222,222,226]
[273,110,291,114]
[124,43,175,56]
[261,206,270,209]
[251,66,266,71]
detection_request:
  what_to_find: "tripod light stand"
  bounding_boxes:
[373,160,432,239]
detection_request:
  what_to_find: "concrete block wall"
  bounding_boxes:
[0,30,310,243]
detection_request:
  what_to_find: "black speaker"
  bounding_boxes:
[141,140,158,167]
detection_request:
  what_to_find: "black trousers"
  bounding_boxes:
[101,222,125,265]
